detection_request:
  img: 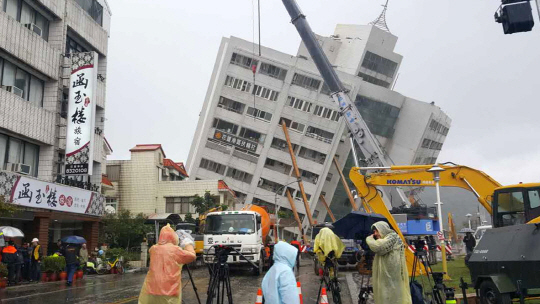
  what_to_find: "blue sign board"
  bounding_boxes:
[397,222,408,234]
[405,219,440,235]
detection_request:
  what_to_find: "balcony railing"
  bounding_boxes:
[56,175,100,192]
[305,132,332,144]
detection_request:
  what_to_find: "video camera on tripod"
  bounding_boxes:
[205,244,260,304]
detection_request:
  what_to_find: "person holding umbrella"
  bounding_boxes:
[60,236,86,286]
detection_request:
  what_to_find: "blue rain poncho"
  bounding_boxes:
[366,221,412,304]
[262,242,300,304]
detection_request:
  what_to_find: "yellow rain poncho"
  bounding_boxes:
[313,227,345,263]
[366,221,412,304]
[138,224,196,304]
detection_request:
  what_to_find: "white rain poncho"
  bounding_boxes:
[261,242,300,304]
[366,221,412,304]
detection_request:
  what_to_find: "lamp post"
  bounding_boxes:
[466,213,472,229]
[274,180,302,241]
[427,164,450,280]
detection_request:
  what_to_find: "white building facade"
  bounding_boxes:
[187,24,451,227]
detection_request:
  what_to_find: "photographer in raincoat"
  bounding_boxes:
[366,221,412,304]
[138,224,196,304]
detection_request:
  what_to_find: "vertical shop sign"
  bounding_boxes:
[65,52,98,175]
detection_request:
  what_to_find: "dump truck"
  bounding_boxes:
[203,205,271,275]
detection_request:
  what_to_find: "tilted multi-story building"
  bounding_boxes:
[187,24,451,238]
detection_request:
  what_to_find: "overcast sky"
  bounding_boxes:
[105,0,540,186]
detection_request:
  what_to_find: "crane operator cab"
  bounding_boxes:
[492,183,540,228]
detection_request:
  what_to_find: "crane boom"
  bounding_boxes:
[281,0,408,203]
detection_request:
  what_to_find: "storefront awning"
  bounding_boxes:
[0,211,34,221]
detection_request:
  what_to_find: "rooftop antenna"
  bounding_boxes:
[369,0,391,33]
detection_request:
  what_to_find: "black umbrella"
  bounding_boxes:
[331,211,389,240]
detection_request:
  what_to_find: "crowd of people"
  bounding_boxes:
[1,238,90,287]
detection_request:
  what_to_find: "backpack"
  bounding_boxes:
[410,280,425,304]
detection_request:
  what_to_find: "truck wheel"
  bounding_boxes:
[479,280,512,304]
[253,251,264,276]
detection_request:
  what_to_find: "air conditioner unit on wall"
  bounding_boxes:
[2,86,24,98]
[24,23,42,36]
[5,163,31,175]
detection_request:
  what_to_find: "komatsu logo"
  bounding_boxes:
[386,179,432,185]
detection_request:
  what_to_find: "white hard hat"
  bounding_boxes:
[32,238,39,243]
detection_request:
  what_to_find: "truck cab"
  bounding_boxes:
[203,211,265,275]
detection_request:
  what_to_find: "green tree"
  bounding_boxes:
[184,212,196,224]
[100,209,152,250]
[190,191,220,214]
[0,196,17,218]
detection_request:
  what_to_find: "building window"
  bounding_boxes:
[246,107,272,122]
[313,105,340,122]
[305,126,334,144]
[199,158,226,175]
[226,167,253,184]
[298,147,326,164]
[295,191,311,201]
[361,51,398,78]
[258,178,285,194]
[259,62,287,80]
[217,96,245,114]
[106,198,118,212]
[0,133,39,177]
[264,157,292,175]
[292,73,321,91]
[430,119,449,136]
[421,138,431,148]
[74,0,103,26]
[230,53,258,70]
[355,95,400,138]
[66,36,88,54]
[165,197,192,214]
[0,57,44,107]
[270,137,298,153]
[212,118,239,135]
[253,85,279,101]
[253,197,275,213]
[326,172,333,182]
[279,117,306,134]
[239,127,266,144]
[287,96,312,113]
[300,169,319,184]
[3,0,50,41]
[224,75,252,93]
[357,72,391,89]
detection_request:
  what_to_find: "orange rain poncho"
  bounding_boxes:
[138,224,196,304]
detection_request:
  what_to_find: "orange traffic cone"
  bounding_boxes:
[297,281,303,304]
[255,288,263,304]
[320,287,329,304]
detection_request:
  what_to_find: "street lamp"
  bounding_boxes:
[427,164,450,280]
[274,180,302,241]
[466,213,472,229]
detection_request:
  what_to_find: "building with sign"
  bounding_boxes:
[103,144,236,217]
[0,0,112,253]
[186,24,451,232]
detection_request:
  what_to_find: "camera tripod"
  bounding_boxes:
[205,245,259,304]
[410,249,455,304]
[357,251,374,304]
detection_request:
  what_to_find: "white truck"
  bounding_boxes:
[202,210,267,275]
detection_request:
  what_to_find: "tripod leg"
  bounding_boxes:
[185,265,202,304]
[317,277,324,304]
[225,266,234,304]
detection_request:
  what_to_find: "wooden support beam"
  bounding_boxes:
[319,194,336,222]
[333,156,359,211]
[281,120,315,227]
[286,189,309,244]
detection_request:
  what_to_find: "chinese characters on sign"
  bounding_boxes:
[65,52,98,176]
[213,130,258,152]
[11,176,93,214]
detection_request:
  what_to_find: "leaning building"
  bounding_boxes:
[186,24,451,237]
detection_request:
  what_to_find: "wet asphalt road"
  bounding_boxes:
[0,259,354,304]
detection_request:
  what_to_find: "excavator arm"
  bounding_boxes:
[349,164,502,276]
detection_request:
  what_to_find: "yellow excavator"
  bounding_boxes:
[350,164,540,302]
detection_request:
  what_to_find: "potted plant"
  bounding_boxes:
[43,256,55,281]
[0,263,8,288]
[76,263,84,279]
[55,256,67,281]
